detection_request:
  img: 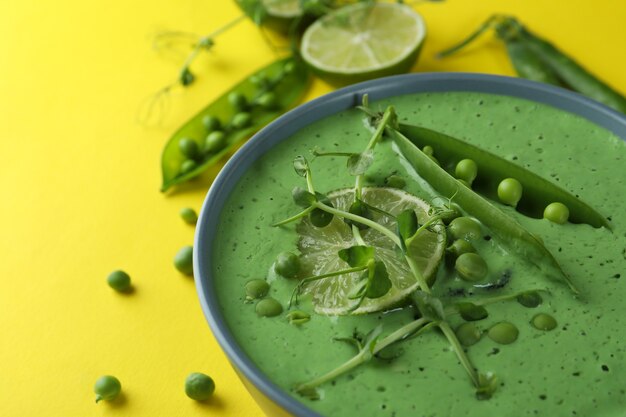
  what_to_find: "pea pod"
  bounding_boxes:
[397,123,610,229]
[438,15,626,114]
[388,127,577,293]
[518,26,626,113]
[161,56,310,192]
[503,39,561,86]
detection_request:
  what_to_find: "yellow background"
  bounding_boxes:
[1,1,624,416]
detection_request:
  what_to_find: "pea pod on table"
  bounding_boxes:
[438,15,626,114]
[397,123,611,229]
[161,56,310,192]
[387,126,578,293]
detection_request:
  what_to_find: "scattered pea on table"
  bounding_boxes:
[174,246,194,276]
[180,208,198,225]
[185,372,215,401]
[94,375,122,403]
[107,270,132,292]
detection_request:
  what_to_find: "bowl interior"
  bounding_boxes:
[194,72,626,417]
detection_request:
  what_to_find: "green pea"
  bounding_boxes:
[231,112,252,129]
[455,159,478,185]
[185,372,215,401]
[256,92,277,109]
[455,322,481,346]
[544,202,569,224]
[497,178,523,207]
[422,145,434,156]
[455,252,488,282]
[180,159,197,175]
[274,251,300,278]
[204,131,226,153]
[448,217,482,241]
[256,298,283,317]
[245,279,269,300]
[178,138,200,159]
[107,270,131,292]
[385,174,406,189]
[517,291,543,308]
[446,239,476,259]
[531,313,557,331]
[202,115,221,132]
[174,246,194,276]
[487,321,519,345]
[228,91,248,111]
[180,207,198,225]
[249,73,269,86]
[283,61,295,73]
[457,302,488,321]
[287,310,311,325]
[94,375,122,403]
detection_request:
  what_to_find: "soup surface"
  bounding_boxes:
[212,92,626,416]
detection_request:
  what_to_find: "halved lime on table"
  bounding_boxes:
[297,187,445,315]
[300,2,427,86]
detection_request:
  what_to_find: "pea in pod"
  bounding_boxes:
[388,126,577,293]
[161,56,310,192]
[398,123,610,229]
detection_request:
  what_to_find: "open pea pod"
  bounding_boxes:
[398,123,610,230]
[388,127,578,293]
[161,56,310,192]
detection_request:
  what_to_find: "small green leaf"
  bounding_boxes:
[457,302,489,321]
[366,261,391,299]
[309,208,333,227]
[297,385,320,401]
[397,209,418,241]
[292,187,316,207]
[476,372,498,400]
[413,291,446,321]
[338,245,375,267]
[347,150,374,176]
[293,155,310,177]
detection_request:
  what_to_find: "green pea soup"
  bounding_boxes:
[211,92,626,416]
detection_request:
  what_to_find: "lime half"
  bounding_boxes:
[297,187,445,315]
[300,3,426,86]
[237,0,303,34]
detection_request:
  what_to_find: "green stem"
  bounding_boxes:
[313,202,401,247]
[355,107,394,199]
[436,15,500,58]
[439,321,479,387]
[272,207,314,227]
[291,265,368,306]
[297,316,431,393]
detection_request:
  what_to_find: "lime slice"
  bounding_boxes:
[297,187,445,315]
[300,3,426,86]
[261,0,302,18]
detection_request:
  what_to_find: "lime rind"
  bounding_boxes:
[300,3,426,83]
[297,187,445,315]
[261,0,302,18]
